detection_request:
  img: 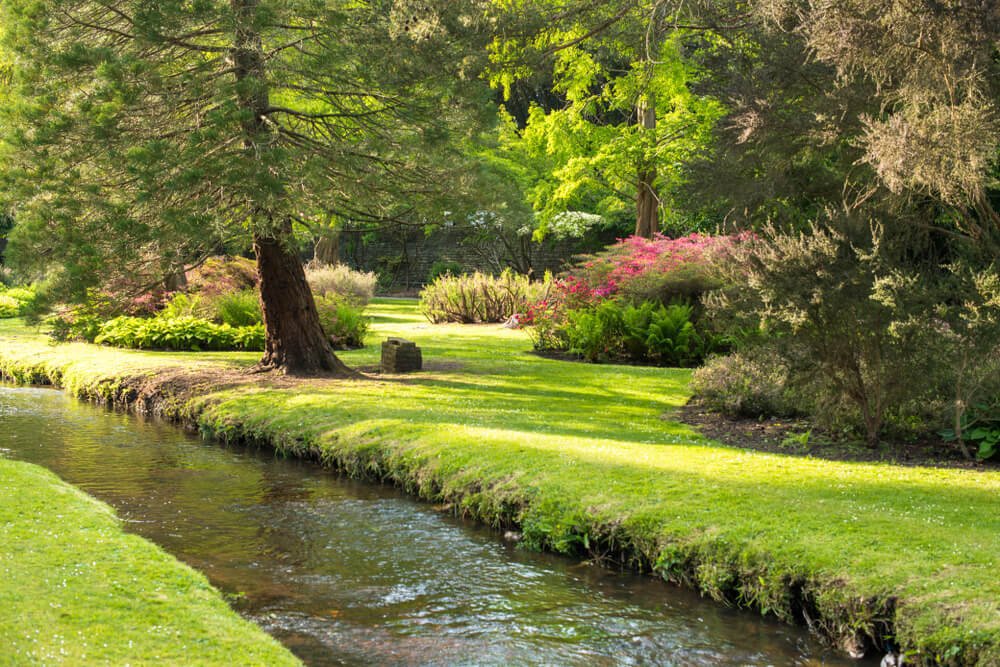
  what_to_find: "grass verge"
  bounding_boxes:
[0,458,301,666]
[2,299,999,665]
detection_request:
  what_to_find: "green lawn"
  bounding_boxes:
[2,298,999,665]
[0,459,301,666]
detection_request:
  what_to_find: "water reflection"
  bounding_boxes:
[0,385,869,665]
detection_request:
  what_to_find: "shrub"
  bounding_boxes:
[305,262,376,305]
[420,269,550,324]
[705,223,945,445]
[158,292,202,319]
[524,299,566,350]
[564,302,626,362]
[49,312,103,343]
[925,265,1000,460]
[94,316,264,352]
[87,256,256,318]
[529,299,722,366]
[554,233,743,310]
[186,256,258,297]
[159,288,262,328]
[427,260,464,284]
[0,284,37,318]
[315,295,369,349]
[627,301,724,366]
[690,348,801,419]
[206,290,262,327]
[0,294,19,318]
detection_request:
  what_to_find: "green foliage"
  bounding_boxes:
[305,263,377,306]
[150,280,262,328]
[0,294,19,318]
[924,265,1000,460]
[941,402,1000,461]
[486,20,724,237]
[314,295,369,349]
[563,302,625,362]
[0,0,497,369]
[703,223,1000,448]
[0,284,37,318]
[705,224,935,443]
[427,260,465,284]
[208,290,262,328]
[633,302,717,366]
[690,348,800,419]
[800,0,999,214]
[420,269,550,324]
[533,299,721,366]
[49,312,103,344]
[158,292,202,319]
[94,316,264,352]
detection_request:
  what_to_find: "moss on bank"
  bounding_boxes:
[2,300,999,665]
[0,459,301,666]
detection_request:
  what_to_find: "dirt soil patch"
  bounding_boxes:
[675,398,996,471]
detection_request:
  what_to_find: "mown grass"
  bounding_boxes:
[2,299,999,665]
[0,459,301,666]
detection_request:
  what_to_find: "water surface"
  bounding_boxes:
[0,385,869,666]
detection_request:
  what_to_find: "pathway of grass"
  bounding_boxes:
[1,299,999,665]
[0,458,301,666]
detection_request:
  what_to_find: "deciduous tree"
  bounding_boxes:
[489,0,722,238]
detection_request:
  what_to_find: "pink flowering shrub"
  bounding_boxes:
[553,233,747,309]
[524,234,748,365]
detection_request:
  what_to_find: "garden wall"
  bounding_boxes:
[337,224,615,288]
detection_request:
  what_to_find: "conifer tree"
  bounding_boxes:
[0,0,491,374]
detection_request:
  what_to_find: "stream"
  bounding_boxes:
[0,384,869,666]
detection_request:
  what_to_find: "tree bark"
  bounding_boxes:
[231,0,354,376]
[254,222,355,376]
[313,230,340,265]
[635,93,659,239]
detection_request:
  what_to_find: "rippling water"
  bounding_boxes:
[0,385,869,665]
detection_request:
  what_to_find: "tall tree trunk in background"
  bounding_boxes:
[635,93,659,239]
[313,230,340,265]
[162,246,188,292]
[232,0,353,376]
[255,221,354,375]
[163,268,188,292]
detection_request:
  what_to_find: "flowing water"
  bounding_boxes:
[0,385,871,666]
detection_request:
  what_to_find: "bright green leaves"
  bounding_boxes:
[485,2,724,238]
[551,47,600,106]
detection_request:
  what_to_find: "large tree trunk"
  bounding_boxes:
[255,222,355,376]
[635,94,659,239]
[232,0,354,376]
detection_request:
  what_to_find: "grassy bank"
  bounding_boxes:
[2,299,999,665]
[0,458,301,666]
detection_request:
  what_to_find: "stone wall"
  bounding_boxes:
[338,224,617,288]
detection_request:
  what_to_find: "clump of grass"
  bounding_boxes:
[419,270,549,323]
[306,263,376,305]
